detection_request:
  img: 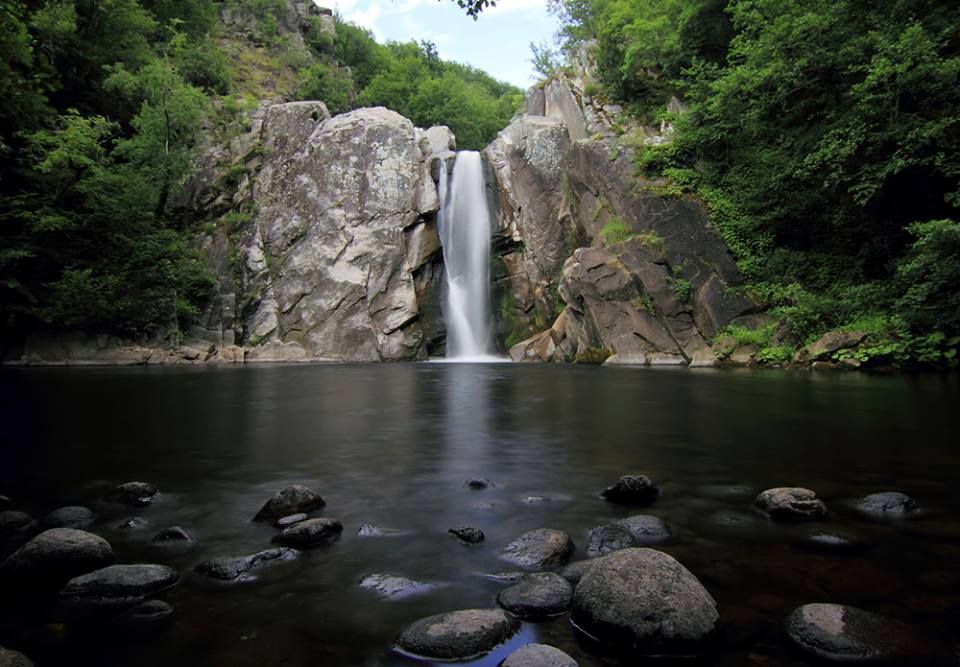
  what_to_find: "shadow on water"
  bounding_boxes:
[0,365,958,665]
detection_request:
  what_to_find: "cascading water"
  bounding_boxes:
[437,151,497,360]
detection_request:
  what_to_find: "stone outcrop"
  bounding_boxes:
[486,56,758,365]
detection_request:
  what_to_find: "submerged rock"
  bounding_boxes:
[59,564,179,619]
[359,573,435,599]
[464,478,494,489]
[449,526,485,544]
[103,482,159,507]
[601,475,660,505]
[0,528,113,587]
[853,492,919,520]
[253,485,325,522]
[0,646,34,667]
[522,496,552,504]
[785,603,919,663]
[356,523,406,537]
[754,487,827,521]
[117,517,149,531]
[276,513,308,528]
[42,506,95,530]
[571,548,719,657]
[586,524,637,557]
[501,528,574,569]
[195,547,298,581]
[616,515,672,544]
[271,518,342,548]
[501,643,578,667]
[395,609,519,661]
[497,572,573,620]
[152,527,193,544]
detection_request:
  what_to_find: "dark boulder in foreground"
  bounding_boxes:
[395,609,519,661]
[601,475,660,505]
[586,524,636,557]
[59,564,179,619]
[271,518,342,548]
[501,529,574,569]
[571,548,719,657]
[43,506,95,530]
[785,603,920,663]
[253,485,325,522]
[754,487,826,521]
[0,646,35,667]
[359,573,436,599]
[853,492,919,520]
[497,572,573,620]
[103,482,159,507]
[0,528,113,587]
[449,526,485,544]
[195,547,298,581]
[616,515,672,544]
[501,643,578,667]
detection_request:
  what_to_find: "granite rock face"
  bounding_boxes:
[487,71,757,364]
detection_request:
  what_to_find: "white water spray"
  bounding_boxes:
[437,151,498,360]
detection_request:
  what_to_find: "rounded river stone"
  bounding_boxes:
[785,603,918,662]
[395,608,519,661]
[253,485,325,522]
[616,515,672,544]
[571,548,718,657]
[0,528,113,586]
[271,517,342,547]
[500,528,574,569]
[586,524,636,557]
[754,487,827,521]
[501,643,578,667]
[601,475,660,505]
[853,492,919,519]
[497,572,573,619]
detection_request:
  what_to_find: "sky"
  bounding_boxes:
[325,0,558,89]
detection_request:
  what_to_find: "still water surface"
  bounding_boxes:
[1,364,958,665]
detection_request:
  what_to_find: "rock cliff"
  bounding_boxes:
[485,53,758,366]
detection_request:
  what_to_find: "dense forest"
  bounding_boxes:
[0,0,521,341]
[547,0,959,366]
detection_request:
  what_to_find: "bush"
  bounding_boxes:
[296,62,352,114]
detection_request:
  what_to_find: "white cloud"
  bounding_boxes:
[485,0,546,15]
[344,4,384,39]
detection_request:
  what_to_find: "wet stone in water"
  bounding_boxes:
[449,526,485,543]
[275,513,307,528]
[754,487,827,521]
[616,515,672,544]
[501,643,578,667]
[601,475,660,505]
[253,485,325,522]
[195,548,298,581]
[42,506,95,530]
[271,518,342,548]
[464,478,494,489]
[497,572,573,620]
[586,524,637,557]
[853,492,920,520]
[152,526,193,543]
[395,609,519,661]
[359,573,435,599]
[785,603,920,663]
[103,482,159,507]
[501,528,574,569]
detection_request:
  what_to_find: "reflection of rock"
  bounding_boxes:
[754,487,827,521]
[571,548,718,657]
[396,609,519,661]
[501,529,574,569]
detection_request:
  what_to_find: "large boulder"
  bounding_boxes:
[0,528,113,587]
[0,647,34,667]
[501,529,574,569]
[497,572,573,620]
[234,106,446,361]
[58,564,179,619]
[785,603,920,663]
[754,487,827,521]
[395,609,519,661]
[195,548,298,581]
[253,485,325,521]
[571,548,719,657]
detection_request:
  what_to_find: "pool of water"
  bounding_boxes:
[1,364,958,665]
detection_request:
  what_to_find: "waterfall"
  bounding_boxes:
[437,151,497,360]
